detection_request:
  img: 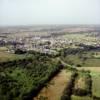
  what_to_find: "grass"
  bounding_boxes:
[0,51,32,62]
[73,70,91,96]
[0,47,8,51]
[35,70,72,100]
[71,95,92,100]
[77,67,100,98]
[91,72,100,97]
[63,33,97,43]
[0,46,33,62]
[62,52,100,67]
[74,76,87,90]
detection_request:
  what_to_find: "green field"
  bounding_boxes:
[77,67,100,99]
[73,70,91,95]
[61,51,100,67]
[91,72,100,98]
[0,52,28,62]
[71,95,92,100]
[0,47,34,62]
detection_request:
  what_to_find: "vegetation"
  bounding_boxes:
[15,49,26,54]
[0,45,100,100]
[0,52,62,100]
[71,95,92,100]
[73,70,92,96]
[59,48,100,67]
[61,69,92,100]
[61,71,78,100]
[91,72,100,98]
[0,51,31,62]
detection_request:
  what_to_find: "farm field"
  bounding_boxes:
[73,71,91,96]
[0,47,26,62]
[63,33,97,44]
[34,70,72,100]
[0,51,28,62]
[71,95,92,100]
[0,47,33,62]
[62,51,100,67]
[77,67,100,98]
[92,72,100,98]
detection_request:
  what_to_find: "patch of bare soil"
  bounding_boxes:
[34,69,72,100]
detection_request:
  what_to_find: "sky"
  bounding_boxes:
[0,0,100,26]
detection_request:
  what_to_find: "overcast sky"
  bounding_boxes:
[0,0,100,26]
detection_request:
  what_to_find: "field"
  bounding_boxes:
[73,71,91,96]
[78,67,100,99]
[63,33,97,44]
[0,47,29,62]
[0,52,28,62]
[61,51,100,67]
[34,70,72,100]
[92,72,100,98]
[60,46,100,100]
[71,95,92,100]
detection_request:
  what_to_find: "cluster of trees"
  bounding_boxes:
[0,73,21,100]
[78,43,100,51]
[15,49,26,54]
[0,52,62,100]
[59,48,84,56]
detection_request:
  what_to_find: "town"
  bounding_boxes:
[0,25,100,55]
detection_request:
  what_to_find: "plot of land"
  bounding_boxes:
[91,72,100,98]
[34,70,72,100]
[0,47,32,62]
[63,53,100,67]
[77,67,100,98]
[71,95,92,100]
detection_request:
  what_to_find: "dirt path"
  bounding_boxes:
[34,69,72,100]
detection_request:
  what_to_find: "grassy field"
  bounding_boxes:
[63,33,97,43]
[0,47,23,62]
[0,51,33,62]
[73,70,92,96]
[77,67,100,98]
[62,52,100,67]
[74,73,89,91]
[34,70,72,100]
[91,72,100,98]
[71,95,92,100]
